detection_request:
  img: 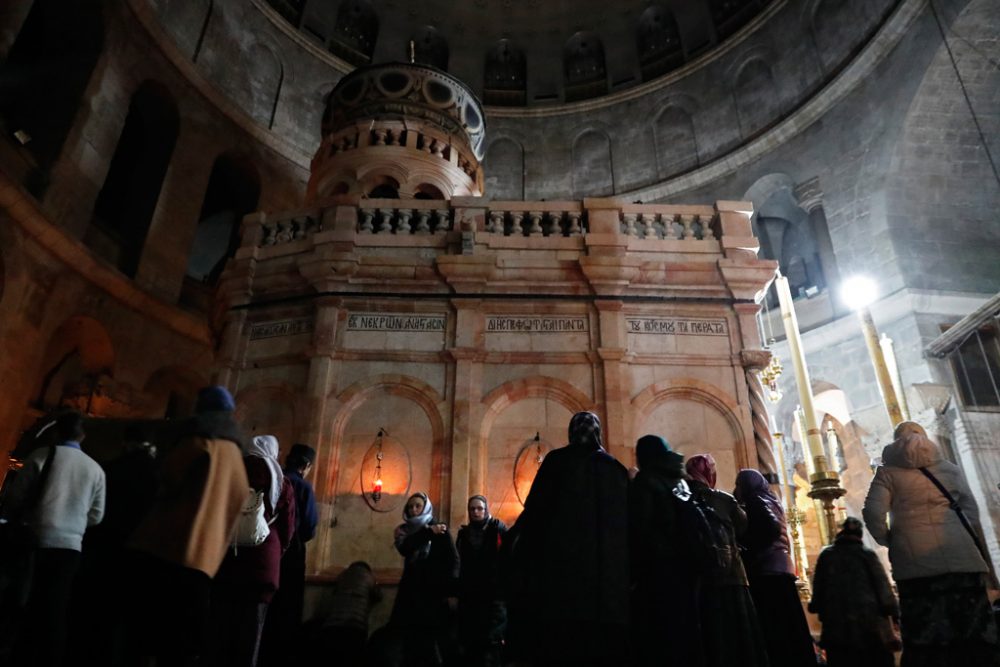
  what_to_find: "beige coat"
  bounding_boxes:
[862,431,988,581]
[129,432,249,577]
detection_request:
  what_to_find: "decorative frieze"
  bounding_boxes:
[626,317,728,336]
[486,315,589,333]
[249,318,314,340]
[346,312,447,332]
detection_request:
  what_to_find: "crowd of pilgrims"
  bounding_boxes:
[0,387,997,667]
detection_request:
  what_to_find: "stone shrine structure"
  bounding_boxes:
[218,62,777,576]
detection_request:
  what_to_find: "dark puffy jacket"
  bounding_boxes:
[688,480,749,587]
[456,517,507,602]
[738,493,794,578]
[390,523,459,630]
[215,456,296,602]
[809,536,899,649]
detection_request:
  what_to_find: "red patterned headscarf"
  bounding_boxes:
[686,454,717,489]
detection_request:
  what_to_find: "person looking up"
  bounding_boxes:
[456,494,508,667]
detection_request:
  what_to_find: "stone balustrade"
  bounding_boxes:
[257,210,322,246]
[357,200,453,235]
[485,202,586,238]
[619,204,718,241]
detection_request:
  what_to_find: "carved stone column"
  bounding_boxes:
[741,348,779,481]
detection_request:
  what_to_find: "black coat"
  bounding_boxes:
[512,443,630,629]
[809,536,899,650]
[456,517,507,603]
[390,524,459,630]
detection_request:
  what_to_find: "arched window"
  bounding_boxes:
[0,0,103,196]
[330,0,378,65]
[89,81,179,278]
[484,40,526,107]
[637,6,684,81]
[409,26,448,71]
[185,154,260,285]
[709,0,760,41]
[564,32,607,103]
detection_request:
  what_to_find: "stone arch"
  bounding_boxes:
[185,152,261,286]
[0,0,104,191]
[733,56,779,139]
[483,39,526,106]
[89,80,179,279]
[572,129,614,198]
[564,31,607,102]
[331,0,379,65]
[652,105,699,180]
[630,378,747,488]
[637,5,684,81]
[323,374,448,572]
[479,376,595,523]
[410,25,448,71]
[245,42,283,128]
[32,316,116,412]
[143,365,207,418]
[484,137,525,200]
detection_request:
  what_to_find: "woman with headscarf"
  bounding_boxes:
[809,517,899,667]
[456,495,508,666]
[863,421,999,667]
[734,468,814,667]
[390,492,459,667]
[509,411,630,667]
[686,455,769,667]
[628,434,706,667]
[211,434,296,667]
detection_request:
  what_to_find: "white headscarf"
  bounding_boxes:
[246,435,283,510]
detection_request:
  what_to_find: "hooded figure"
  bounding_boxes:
[390,492,459,667]
[735,469,813,667]
[863,422,999,666]
[509,411,630,666]
[628,435,706,667]
[809,517,899,667]
[685,455,768,667]
[456,495,508,666]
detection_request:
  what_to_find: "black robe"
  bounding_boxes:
[510,442,630,664]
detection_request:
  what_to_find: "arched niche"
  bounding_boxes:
[484,138,525,200]
[564,31,607,102]
[631,380,746,492]
[324,376,446,572]
[637,5,684,81]
[479,376,593,526]
[0,0,104,195]
[733,57,778,139]
[143,365,207,419]
[811,0,870,73]
[185,153,261,286]
[331,0,378,65]
[483,39,526,106]
[409,26,448,71]
[246,42,283,128]
[653,106,698,180]
[233,384,301,461]
[32,316,115,413]
[89,80,179,279]
[572,130,614,199]
[710,0,760,41]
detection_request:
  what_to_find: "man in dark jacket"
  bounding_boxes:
[510,411,630,667]
[259,443,318,666]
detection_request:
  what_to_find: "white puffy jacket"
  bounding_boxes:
[862,432,988,581]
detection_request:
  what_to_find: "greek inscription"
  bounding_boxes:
[249,318,314,341]
[485,316,588,333]
[625,318,727,336]
[346,312,447,332]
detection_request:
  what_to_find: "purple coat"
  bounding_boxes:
[215,456,297,602]
[734,469,794,578]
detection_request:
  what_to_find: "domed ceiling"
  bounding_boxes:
[265,0,775,105]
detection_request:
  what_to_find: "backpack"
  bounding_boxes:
[232,489,273,548]
[671,480,737,574]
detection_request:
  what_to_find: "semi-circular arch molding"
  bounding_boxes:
[327,373,448,503]
[629,377,750,469]
[479,375,596,444]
